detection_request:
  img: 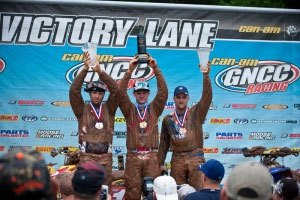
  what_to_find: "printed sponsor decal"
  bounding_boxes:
[51,101,71,106]
[290,133,300,139]
[203,148,219,153]
[222,148,243,154]
[232,104,256,109]
[234,118,248,124]
[35,146,55,153]
[286,25,298,37]
[251,119,297,124]
[216,132,243,140]
[0,58,5,73]
[18,100,45,106]
[22,115,38,122]
[215,61,300,94]
[40,116,77,121]
[114,131,127,138]
[0,130,29,138]
[210,118,230,124]
[0,114,19,121]
[115,117,126,123]
[262,104,288,110]
[249,132,275,140]
[36,130,64,139]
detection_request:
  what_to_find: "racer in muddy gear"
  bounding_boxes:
[69,52,119,187]
[119,55,168,200]
[157,63,212,190]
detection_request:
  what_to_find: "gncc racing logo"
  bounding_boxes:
[66,56,155,89]
[215,61,300,94]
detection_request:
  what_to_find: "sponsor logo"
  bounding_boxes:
[70,131,78,136]
[223,104,231,108]
[0,58,5,73]
[0,114,19,121]
[8,100,17,104]
[22,115,38,122]
[40,116,77,121]
[51,101,71,106]
[234,118,248,124]
[290,133,300,139]
[36,130,64,139]
[203,132,209,139]
[113,146,125,155]
[114,131,127,138]
[66,57,155,90]
[210,118,230,124]
[251,119,297,124]
[222,148,243,154]
[215,61,300,94]
[0,146,5,151]
[281,133,289,138]
[0,130,29,138]
[294,104,300,110]
[232,104,256,109]
[35,146,55,153]
[203,148,219,154]
[165,102,175,110]
[115,117,126,123]
[18,100,45,106]
[8,146,32,151]
[209,102,217,110]
[286,25,298,37]
[216,132,243,140]
[249,132,275,140]
[262,104,288,110]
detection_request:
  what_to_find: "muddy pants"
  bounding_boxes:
[124,152,160,200]
[79,152,112,187]
[171,151,205,190]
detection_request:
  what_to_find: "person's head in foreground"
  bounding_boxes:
[153,175,179,200]
[221,161,274,200]
[272,177,299,200]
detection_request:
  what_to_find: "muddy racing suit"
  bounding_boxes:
[157,73,212,190]
[119,67,168,200]
[69,68,119,186]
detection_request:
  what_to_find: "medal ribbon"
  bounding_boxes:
[136,105,148,122]
[90,102,102,122]
[174,108,188,127]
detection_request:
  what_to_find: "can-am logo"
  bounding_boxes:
[66,56,155,89]
[215,61,300,94]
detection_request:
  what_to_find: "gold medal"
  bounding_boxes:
[139,121,147,129]
[179,127,187,134]
[95,122,103,129]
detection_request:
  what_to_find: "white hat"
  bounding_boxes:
[154,176,178,200]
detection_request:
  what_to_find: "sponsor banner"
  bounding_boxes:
[0,1,300,179]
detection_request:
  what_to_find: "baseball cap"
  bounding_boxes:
[274,177,299,200]
[84,81,107,92]
[198,159,225,181]
[72,160,106,195]
[154,176,178,200]
[174,86,189,96]
[134,79,150,91]
[177,184,196,200]
[226,162,274,200]
[0,147,52,199]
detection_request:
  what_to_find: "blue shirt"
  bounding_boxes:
[185,188,221,200]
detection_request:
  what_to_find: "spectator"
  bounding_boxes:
[154,175,179,200]
[185,159,224,200]
[0,147,54,200]
[177,184,196,200]
[272,177,299,200]
[72,160,110,200]
[220,161,274,200]
[55,172,74,200]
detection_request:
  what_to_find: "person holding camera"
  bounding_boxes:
[157,63,212,190]
[119,55,168,200]
[69,52,120,187]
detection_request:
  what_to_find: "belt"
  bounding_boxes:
[173,148,204,157]
[128,147,158,154]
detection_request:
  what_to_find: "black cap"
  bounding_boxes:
[84,81,107,92]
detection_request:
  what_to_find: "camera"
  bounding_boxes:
[142,177,154,200]
[100,185,108,200]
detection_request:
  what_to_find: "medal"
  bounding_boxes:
[139,121,147,129]
[95,122,103,129]
[179,127,187,134]
[174,108,188,128]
